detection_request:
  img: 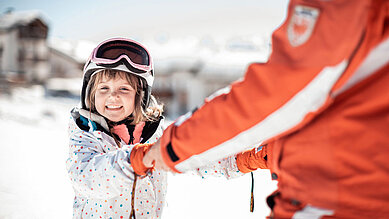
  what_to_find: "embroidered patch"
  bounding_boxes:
[287,5,320,47]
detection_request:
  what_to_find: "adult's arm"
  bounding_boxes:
[154,0,374,173]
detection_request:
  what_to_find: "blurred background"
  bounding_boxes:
[0,0,288,218]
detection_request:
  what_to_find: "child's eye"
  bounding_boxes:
[98,86,109,92]
[120,87,133,93]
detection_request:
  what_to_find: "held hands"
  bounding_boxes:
[131,140,171,176]
[143,140,171,171]
[130,143,155,176]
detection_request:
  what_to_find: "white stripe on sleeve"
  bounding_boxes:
[176,60,348,172]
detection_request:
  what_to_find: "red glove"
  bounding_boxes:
[236,145,269,173]
[130,143,154,176]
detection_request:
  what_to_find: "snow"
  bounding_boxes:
[48,38,96,63]
[0,87,75,218]
[0,87,277,219]
[163,172,277,219]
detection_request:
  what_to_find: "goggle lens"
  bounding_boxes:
[96,41,150,66]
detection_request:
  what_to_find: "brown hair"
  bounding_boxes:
[87,69,163,125]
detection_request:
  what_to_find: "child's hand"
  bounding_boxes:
[130,143,155,176]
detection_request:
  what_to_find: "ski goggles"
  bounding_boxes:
[85,38,153,73]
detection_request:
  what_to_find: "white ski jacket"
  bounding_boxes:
[66,108,166,219]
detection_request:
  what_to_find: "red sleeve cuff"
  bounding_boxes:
[160,124,182,173]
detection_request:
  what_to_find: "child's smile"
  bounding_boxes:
[106,105,123,110]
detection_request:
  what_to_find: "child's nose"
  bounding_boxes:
[109,91,119,98]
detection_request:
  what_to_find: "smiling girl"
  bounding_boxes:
[66,38,165,219]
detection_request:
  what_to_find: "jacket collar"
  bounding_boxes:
[78,108,110,132]
[71,107,163,144]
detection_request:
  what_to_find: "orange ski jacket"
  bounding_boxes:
[160,0,389,218]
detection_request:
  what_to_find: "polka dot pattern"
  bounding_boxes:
[66,110,167,218]
[194,155,243,179]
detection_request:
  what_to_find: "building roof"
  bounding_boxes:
[0,10,48,30]
[48,38,96,63]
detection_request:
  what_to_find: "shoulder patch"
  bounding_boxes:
[287,5,320,47]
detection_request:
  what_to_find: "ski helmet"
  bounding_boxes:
[81,37,154,111]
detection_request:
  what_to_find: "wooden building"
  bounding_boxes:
[0,10,50,84]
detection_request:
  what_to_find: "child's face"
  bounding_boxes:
[94,75,136,122]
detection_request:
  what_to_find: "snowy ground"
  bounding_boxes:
[0,87,277,219]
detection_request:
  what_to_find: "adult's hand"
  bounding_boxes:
[143,140,171,171]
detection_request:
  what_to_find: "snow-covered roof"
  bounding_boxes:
[0,10,48,30]
[48,38,96,63]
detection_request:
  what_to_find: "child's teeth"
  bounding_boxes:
[107,105,121,109]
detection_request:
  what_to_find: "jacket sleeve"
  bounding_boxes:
[159,0,369,173]
[193,155,244,180]
[66,119,136,199]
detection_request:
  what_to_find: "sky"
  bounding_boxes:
[0,0,289,43]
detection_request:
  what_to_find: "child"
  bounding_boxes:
[66,38,166,219]
[66,37,245,219]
